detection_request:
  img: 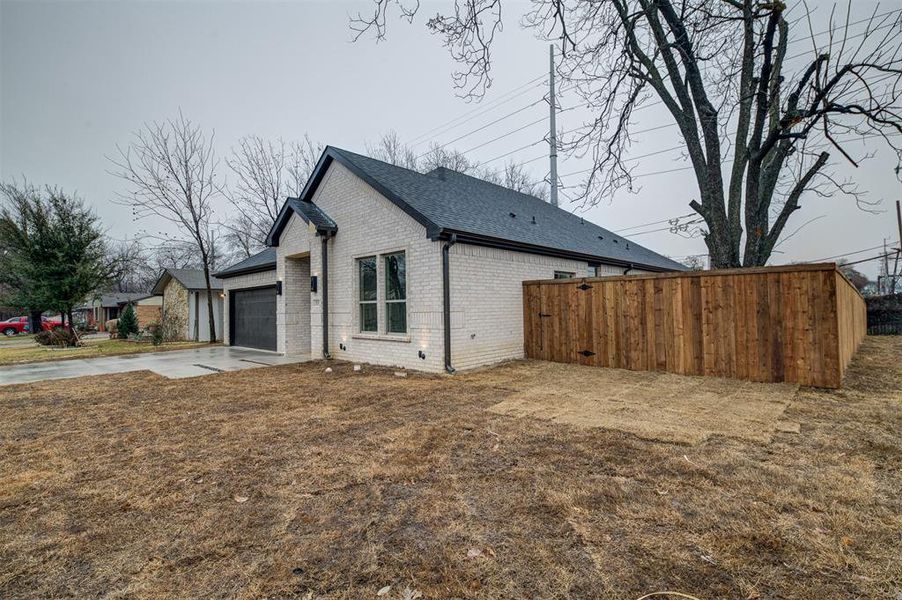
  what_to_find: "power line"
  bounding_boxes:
[623,218,706,238]
[407,75,546,146]
[809,244,893,263]
[614,212,696,233]
[415,97,546,160]
[480,139,547,166]
[828,252,899,267]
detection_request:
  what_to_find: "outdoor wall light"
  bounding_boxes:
[418,350,426,360]
[275,281,283,296]
[310,275,318,293]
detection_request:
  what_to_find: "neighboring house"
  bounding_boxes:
[87,292,149,331]
[151,269,223,342]
[126,295,163,328]
[214,146,684,372]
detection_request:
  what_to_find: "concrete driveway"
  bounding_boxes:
[0,346,310,386]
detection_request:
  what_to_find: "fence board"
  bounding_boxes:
[523,263,866,388]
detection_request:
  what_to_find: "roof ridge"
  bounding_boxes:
[329,146,428,179]
[428,166,548,204]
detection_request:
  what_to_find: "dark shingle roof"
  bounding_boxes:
[151,269,223,294]
[214,247,277,279]
[318,147,685,272]
[99,292,148,308]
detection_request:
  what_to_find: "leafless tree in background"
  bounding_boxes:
[224,135,322,258]
[110,111,221,341]
[368,130,549,198]
[351,1,902,268]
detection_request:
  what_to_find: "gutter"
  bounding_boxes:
[442,233,457,374]
[321,231,333,359]
[429,229,681,273]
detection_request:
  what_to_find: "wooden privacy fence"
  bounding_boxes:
[523,264,866,388]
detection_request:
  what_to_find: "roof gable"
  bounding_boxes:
[151,268,223,295]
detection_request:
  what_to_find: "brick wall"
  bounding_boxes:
[308,162,444,371]
[135,304,161,329]
[448,243,589,371]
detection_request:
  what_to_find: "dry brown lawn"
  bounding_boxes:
[486,364,798,444]
[0,337,900,599]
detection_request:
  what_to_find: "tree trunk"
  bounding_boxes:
[202,263,217,342]
[28,309,42,335]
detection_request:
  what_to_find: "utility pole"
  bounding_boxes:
[549,44,559,207]
[896,199,901,251]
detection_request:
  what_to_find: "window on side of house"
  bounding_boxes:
[358,256,377,332]
[554,270,576,279]
[384,251,407,334]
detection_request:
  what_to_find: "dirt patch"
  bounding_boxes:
[0,338,900,599]
[485,363,797,444]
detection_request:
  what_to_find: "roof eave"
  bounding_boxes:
[432,228,683,273]
[214,263,277,279]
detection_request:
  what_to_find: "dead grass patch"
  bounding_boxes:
[484,362,797,444]
[0,338,899,599]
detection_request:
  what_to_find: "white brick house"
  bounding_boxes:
[214,147,684,372]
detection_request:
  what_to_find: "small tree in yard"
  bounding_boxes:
[111,111,221,342]
[0,181,116,334]
[117,304,139,339]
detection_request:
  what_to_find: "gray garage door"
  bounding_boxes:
[231,287,277,351]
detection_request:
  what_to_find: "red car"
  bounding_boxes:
[41,317,70,332]
[1,316,30,336]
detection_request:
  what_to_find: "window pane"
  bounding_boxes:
[554,271,575,279]
[386,302,407,334]
[385,252,406,300]
[358,257,376,301]
[360,303,377,332]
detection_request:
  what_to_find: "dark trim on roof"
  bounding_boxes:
[214,248,278,279]
[265,147,436,247]
[431,228,676,273]
[215,263,277,279]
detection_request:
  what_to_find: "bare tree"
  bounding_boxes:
[367,131,421,170]
[369,130,549,197]
[110,111,221,341]
[224,135,322,257]
[351,1,902,268]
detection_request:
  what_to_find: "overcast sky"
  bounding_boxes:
[1,0,900,277]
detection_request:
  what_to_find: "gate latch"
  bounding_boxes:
[577,283,593,291]
[539,312,552,318]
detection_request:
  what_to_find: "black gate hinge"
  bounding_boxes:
[539,312,552,318]
[578,350,596,357]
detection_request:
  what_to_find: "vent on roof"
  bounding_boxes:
[597,235,604,240]
[531,216,536,225]
[509,212,516,218]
